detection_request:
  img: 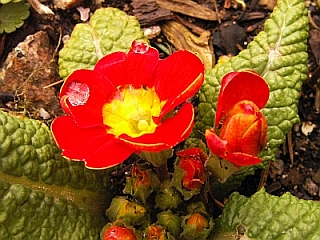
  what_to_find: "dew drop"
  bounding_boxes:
[66,81,90,106]
[132,41,149,54]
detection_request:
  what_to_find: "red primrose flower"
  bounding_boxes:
[205,70,269,166]
[52,41,204,169]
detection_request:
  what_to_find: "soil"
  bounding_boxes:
[1,0,320,203]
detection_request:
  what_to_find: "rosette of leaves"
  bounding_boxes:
[0,111,114,239]
[58,7,148,79]
[0,1,30,34]
[214,188,320,239]
[187,0,309,194]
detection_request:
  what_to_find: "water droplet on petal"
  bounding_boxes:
[65,81,90,106]
[132,41,149,54]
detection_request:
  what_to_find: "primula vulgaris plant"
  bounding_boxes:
[52,37,269,239]
[1,1,315,239]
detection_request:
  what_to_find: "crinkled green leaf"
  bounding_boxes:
[187,0,308,193]
[58,7,148,79]
[0,1,30,34]
[214,188,320,239]
[0,110,115,239]
[0,0,22,4]
[0,179,106,239]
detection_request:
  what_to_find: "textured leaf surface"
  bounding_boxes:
[0,1,30,34]
[187,0,309,190]
[58,7,148,79]
[0,110,114,239]
[0,179,105,240]
[0,0,23,4]
[214,188,320,239]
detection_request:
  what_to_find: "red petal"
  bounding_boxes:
[51,116,134,169]
[94,41,159,87]
[226,152,262,166]
[119,102,195,151]
[154,50,204,118]
[205,129,228,158]
[241,119,263,156]
[60,69,116,127]
[215,70,269,126]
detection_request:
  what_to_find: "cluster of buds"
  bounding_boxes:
[100,70,269,239]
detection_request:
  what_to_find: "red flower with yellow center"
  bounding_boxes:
[52,41,204,169]
[205,70,269,166]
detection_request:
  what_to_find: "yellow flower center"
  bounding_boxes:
[102,85,163,138]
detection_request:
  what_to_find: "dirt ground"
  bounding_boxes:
[1,0,320,201]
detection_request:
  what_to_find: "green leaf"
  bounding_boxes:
[0,110,115,239]
[0,179,106,239]
[0,1,30,34]
[0,0,23,4]
[214,188,320,239]
[58,7,148,79]
[187,0,309,193]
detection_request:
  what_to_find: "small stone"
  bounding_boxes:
[303,178,319,197]
[312,169,320,184]
[77,6,91,21]
[0,31,63,119]
[39,108,51,120]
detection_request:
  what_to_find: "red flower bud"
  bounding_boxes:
[132,165,151,189]
[205,70,269,166]
[186,213,209,235]
[103,225,137,240]
[144,225,166,240]
[177,148,206,190]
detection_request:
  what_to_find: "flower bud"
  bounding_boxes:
[186,213,208,234]
[206,70,269,167]
[177,148,206,190]
[103,225,137,240]
[206,100,267,166]
[155,184,182,210]
[156,211,181,238]
[180,212,213,240]
[124,165,160,203]
[144,225,166,240]
[106,197,147,226]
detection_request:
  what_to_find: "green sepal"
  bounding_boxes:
[214,188,320,239]
[123,166,160,204]
[156,210,182,238]
[204,154,238,183]
[187,0,309,196]
[180,202,214,240]
[0,179,106,240]
[180,214,214,240]
[155,182,182,210]
[0,1,30,34]
[139,149,173,167]
[58,7,148,79]
[106,196,147,226]
[171,157,202,200]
